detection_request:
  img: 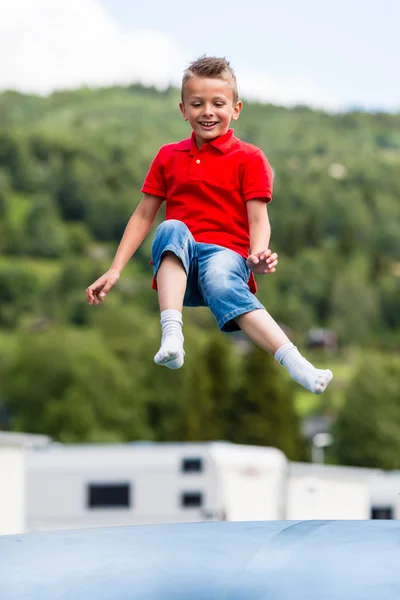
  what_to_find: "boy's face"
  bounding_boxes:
[180,76,242,147]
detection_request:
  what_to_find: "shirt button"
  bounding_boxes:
[196,159,201,164]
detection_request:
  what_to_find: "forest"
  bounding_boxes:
[0,84,399,467]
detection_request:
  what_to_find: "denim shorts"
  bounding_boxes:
[151,220,265,333]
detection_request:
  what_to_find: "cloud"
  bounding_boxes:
[0,0,340,110]
[0,0,186,94]
[237,71,341,111]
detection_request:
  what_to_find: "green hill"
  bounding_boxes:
[0,84,399,455]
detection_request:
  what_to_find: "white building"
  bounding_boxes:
[23,441,399,533]
[287,462,381,520]
[26,442,288,531]
[0,432,50,535]
[369,471,400,519]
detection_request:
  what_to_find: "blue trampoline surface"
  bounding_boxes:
[0,520,399,599]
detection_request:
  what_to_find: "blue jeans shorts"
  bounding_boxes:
[151,220,265,333]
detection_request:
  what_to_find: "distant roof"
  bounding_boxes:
[290,461,382,479]
[0,431,51,448]
[27,441,288,470]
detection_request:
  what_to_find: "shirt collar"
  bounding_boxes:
[173,129,239,154]
[208,129,239,154]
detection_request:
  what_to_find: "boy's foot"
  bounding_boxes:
[154,337,185,370]
[155,308,185,369]
[294,363,333,394]
[275,342,333,394]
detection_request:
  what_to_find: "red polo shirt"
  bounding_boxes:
[141,129,273,293]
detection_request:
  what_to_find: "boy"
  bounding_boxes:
[86,56,332,395]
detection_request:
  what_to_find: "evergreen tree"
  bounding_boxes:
[3,328,150,443]
[230,345,305,460]
[332,355,400,469]
[203,332,239,441]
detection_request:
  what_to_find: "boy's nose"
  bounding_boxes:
[203,105,214,116]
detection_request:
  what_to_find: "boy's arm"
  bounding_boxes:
[110,194,164,273]
[86,194,163,304]
[246,199,278,274]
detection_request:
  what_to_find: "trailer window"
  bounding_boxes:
[371,506,393,519]
[87,483,131,508]
[181,458,203,473]
[181,492,203,508]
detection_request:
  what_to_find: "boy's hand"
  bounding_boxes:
[85,269,120,305]
[246,249,278,275]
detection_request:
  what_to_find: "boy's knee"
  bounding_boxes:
[152,220,192,265]
[154,220,188,240]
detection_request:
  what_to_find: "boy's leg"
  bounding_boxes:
[197,244,332,394]
[235,310,333,395]
[151,220,195,370]
[154,252,186,369]
[157,252,187,312]
[234,308,289,354]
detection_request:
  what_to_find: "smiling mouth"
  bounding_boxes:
[199,122,218,129]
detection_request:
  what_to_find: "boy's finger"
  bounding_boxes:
[87,283,103,304]
[260,249,271,260]
[98,281,114,300]
[90,292,99,305]
[94,288,106,302]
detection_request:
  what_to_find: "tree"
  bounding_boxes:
[0,265,41,328]
[229,345,305,460]
[329,256,380,344]
[332,355,400,469]
[0,133,34,191]
[203,333,239,441]
[140,325,217,442]
[3,328,150,442]
[24,194,68,258]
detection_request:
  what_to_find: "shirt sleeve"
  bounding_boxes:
[241,149,273,202]
[141,150,167,198]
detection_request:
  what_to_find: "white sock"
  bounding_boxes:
[275,342,333,394]
[154,309,184,370]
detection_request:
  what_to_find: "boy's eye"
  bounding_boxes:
[190,102,225,108]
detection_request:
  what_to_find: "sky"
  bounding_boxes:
[0,0,398,112]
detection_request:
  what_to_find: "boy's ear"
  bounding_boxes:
[179,102,189,121]
[232,100,243,121]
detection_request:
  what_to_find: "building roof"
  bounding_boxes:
[0,431,51,449]
[27,441,288,471]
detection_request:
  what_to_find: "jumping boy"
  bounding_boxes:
[86,56,332,395]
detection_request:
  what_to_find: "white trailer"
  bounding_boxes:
[26,442,288,532]
[0,432,50,535]
[287,462,381,520]
[369,471,400,519]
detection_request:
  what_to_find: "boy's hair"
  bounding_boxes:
[181,56,239,103]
